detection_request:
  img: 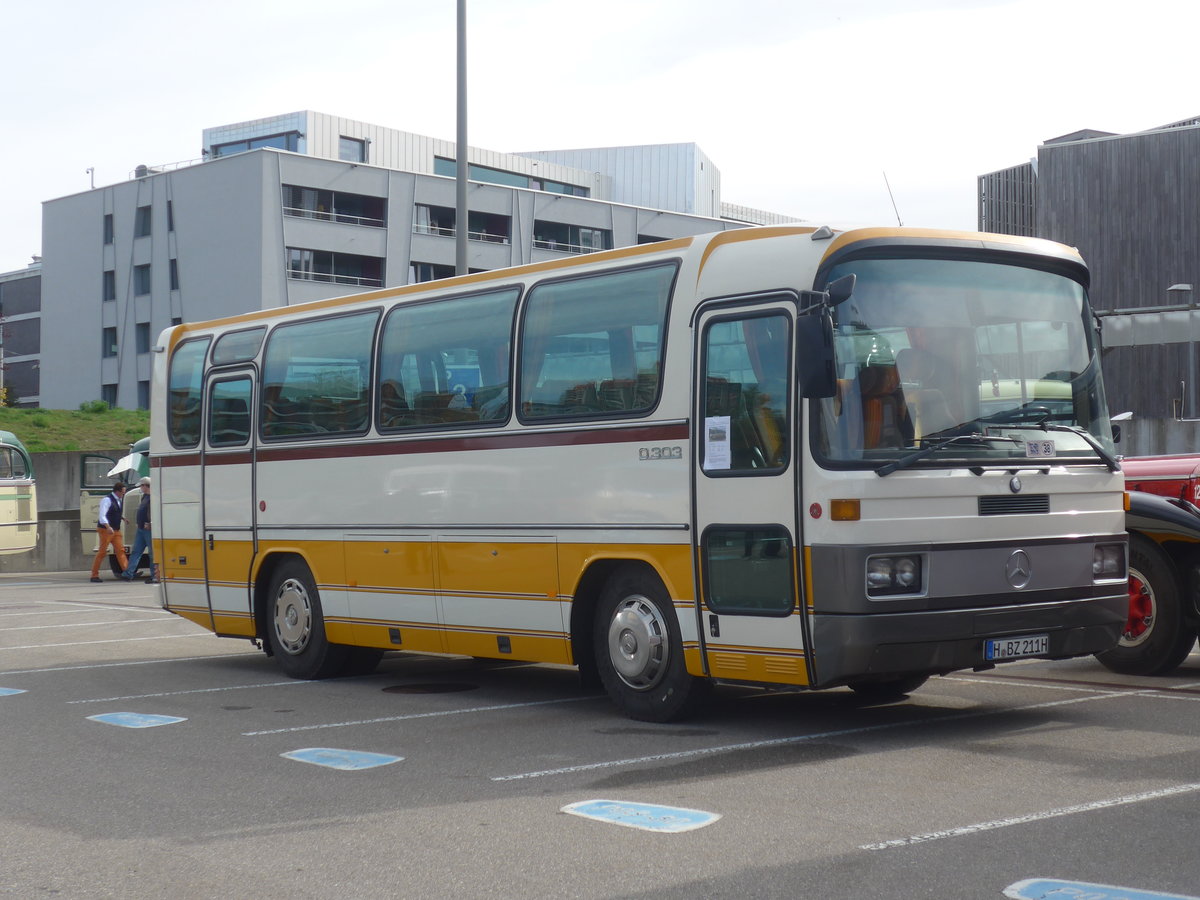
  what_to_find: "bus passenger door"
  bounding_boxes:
[693,299,810,686]
[201,372,257,636]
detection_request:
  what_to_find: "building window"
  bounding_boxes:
[134,264,151,295]
[103,214,113,245]
[102,327,118,358]
[137,380,150,410]
[409,262,455,283]
[136,323,151,354]
[281,185,385,227]
[433,157,589,197]
[171,317,183,327]
[135,206,152,238]
[167,201,174,232]
[532,221,612,254]
[169,259,179,291]
[211,131,300,157]
[286,248,383,287]
[101,384,117,408]
[412,205,511,244]
[103,270,116,302]
[338,136,366,162]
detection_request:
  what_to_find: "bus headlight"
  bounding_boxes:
[866,554,923,597]
[1092,543,1127,581]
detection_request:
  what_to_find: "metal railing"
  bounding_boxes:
[286,270,383,288]
[284,207,386,228]
[412,224,511,244]
[531,238,607,255]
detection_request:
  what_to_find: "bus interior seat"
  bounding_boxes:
[379,380,410,427]
[895,348,957,440]
[859,365,904,448]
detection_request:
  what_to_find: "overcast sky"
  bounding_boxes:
[3,0,1198,273]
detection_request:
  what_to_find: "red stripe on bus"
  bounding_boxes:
[151,422,690,467]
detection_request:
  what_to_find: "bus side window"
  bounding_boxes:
[519,264,675,422]
[167,337,211,448]
[377,288,519,432]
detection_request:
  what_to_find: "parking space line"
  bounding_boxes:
[242,696,594,735]
[67,680,306,704]
[0,652,257,677]
[945,676,1116,694]
[490,687,1182,782]
[861,782,1200,850]
[2,617,171,632]
[0,633,215,651]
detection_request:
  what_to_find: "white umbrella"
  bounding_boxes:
[106,452,145,478]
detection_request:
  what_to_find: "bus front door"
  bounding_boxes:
[201,372,258,637]
[693,298,810,686]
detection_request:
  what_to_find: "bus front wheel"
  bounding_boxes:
[593,566,706,722]
[265,560,348,679]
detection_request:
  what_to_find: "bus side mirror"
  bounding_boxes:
[797,310,836,399]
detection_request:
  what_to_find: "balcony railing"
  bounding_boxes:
[284,207,386,228]
[412,224,511,244]
[531,238,607,255]
[286,270,383,288]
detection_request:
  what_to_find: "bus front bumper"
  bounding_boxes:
[809,591,1128,689]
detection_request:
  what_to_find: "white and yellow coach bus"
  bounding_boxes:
[150,225,1128,721]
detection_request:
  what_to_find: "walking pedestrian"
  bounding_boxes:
[90,482,129,583]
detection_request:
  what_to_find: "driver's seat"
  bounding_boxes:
[896,349,958,440]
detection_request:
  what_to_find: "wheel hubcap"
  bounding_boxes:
[1121,569,1155,647]
[274,578,312,654]
[607,595,668,691]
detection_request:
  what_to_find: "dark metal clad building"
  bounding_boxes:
[978,119,1200,453]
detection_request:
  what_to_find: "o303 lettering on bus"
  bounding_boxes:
[639,446,683,461]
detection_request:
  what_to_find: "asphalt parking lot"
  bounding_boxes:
[2,572,1199,900]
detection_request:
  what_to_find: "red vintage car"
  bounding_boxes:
[1101,455,1200,675]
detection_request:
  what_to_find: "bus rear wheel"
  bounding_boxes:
[265,559,348,679]
[593,566,706,722]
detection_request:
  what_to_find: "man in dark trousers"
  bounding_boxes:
[90,482,129,583]
[121,477,155,583]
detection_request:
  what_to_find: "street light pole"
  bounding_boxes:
[1168,283,1195,417]
[455,0,468,276]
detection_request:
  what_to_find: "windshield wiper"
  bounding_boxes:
[876,433,1018,477]
[1035,423,1121,472]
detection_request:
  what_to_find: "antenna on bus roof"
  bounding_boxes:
[882,171,903,226]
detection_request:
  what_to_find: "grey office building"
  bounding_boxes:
[39,111,798,411]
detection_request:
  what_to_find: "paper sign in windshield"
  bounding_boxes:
[703,417,731,470]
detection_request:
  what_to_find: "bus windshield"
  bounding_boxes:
[813,256,1114,467]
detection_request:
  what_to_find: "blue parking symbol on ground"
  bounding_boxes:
[87,712,187,728]
[281,748,404,771]
[562,799,721,833]
[0,687,26,696]
[1006,878,1200,900]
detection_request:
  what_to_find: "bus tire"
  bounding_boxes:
[265,559,348,679]
[848,674,929,701]
[594,566,706,723]
[1095,535,1196,676]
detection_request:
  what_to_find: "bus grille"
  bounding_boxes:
[978,494,1050,515]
